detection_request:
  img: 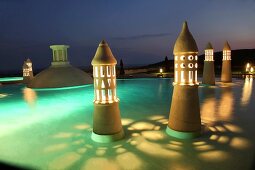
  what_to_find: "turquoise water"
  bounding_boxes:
[0,79,172,137]
[0,78,254,170]
[0,77,23,82]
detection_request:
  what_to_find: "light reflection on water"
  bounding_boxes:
[23,88,37,108]
[200,77,254,123]
[0,84,94,137]
[200,83,235,122]
[200,87,217,122]
[218,86,234,121]
[241,76,253,107]
[0,78,254,170]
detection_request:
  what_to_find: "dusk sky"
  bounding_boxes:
[0,0,255,72]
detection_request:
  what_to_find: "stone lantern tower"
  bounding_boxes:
[166,21,201,139]
[221,41,232,82]
[23,58,34,84]
[202,42,215,85]
[91,40,124,143]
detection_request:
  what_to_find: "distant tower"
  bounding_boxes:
[166,21,201,139]
[202,42,215,85]
[221,41,232,82]
[23,58,34,84]
[91,40,124,143]
[50,45,70,66]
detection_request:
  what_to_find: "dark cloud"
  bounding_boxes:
[112,33,171,41]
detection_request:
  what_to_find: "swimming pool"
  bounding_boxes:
[0,77,23,83]
[0,78,254,170]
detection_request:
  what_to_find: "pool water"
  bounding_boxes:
[0,77,23,83]
[0,78,254,170]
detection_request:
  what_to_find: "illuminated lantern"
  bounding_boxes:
[221,41,232,82]
[246,63,250,72]
[251,67,254,73]
[241,75,253,107]
[23,58,34,84]
[160,68,163,73]
[91,40,124,143]
[202,42,215,85]
[166,21,201,139]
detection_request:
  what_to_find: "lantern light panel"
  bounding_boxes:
[93,65,118,104]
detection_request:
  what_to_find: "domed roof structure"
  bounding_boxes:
[223,41,231,51]
[205,42,213,50]
[91,40,117,65]
[173,21,198,55]
[28,45,93,88]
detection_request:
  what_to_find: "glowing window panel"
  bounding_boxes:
[108,89,112,101]
[23,73,29,76]
[101,90,106,101]
[209,50,214,61]
[205,49,214,61]
[195,55,198,60]
[223,51,230,60]
[189,71,193,83]
[175,64,178,68]
[188,55,194,60]
[175,71,178,82]
[101,80,105,88]
[180,56,185,60]
[107,66,111,77]
[112,67,116,76]
[188,63,193,68]
[180,63,185,68]
[181,71,185,83]
[100,66,105,77]
[108,79,111,87]
[94,66,98,77]
[96,90,100,100]
[95,79,99,86]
